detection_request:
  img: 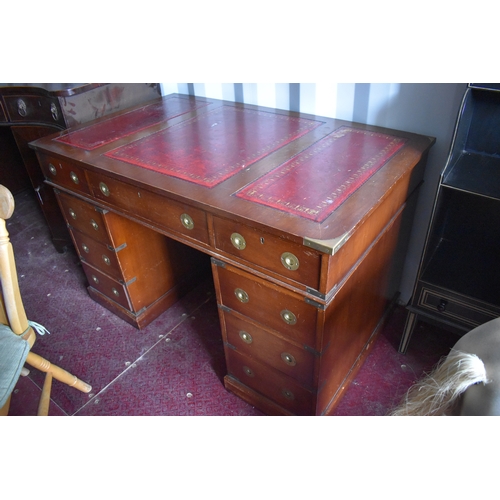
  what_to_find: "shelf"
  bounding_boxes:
[443,152,500,199]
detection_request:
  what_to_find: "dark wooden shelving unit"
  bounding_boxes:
[400,84,500,353]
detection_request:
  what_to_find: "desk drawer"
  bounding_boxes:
[38,152,92,196]
[214,261,319,348]
[82,262,133,311]
[71,230,125,281]
[56,190,111,245]
[213,216,321,290]
[223,311,316,387]
[225,349,315,416]
[86,171,210,246]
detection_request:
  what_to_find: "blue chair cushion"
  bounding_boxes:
[0,324,29,408]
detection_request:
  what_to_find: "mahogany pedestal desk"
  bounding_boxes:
[30,94,435,416]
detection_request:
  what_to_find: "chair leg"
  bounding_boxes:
[26,351,92,394]
[37,372,53,416]
[0,395,11,416]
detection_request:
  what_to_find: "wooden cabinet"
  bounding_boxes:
[30,94,434,415]
[400,84,500,353]
[0,84,161,252]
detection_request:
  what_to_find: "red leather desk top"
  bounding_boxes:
[32,94,434,245]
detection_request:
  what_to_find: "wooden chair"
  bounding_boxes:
[0,184,91,416]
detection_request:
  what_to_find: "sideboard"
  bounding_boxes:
[0,83,160,251]
[30,93,435,415]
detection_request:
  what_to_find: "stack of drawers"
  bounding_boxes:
[212,216,324,416]
[46,158,206,329]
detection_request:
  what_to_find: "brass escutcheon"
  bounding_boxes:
[234,288,249,303]
[243,366,254,377]
[70,171,79,184]
[99,182,110,197]
[48,163,57,176]
[90,219,99,231]
[281,252,299,271]
[180,213,194,230]
[281,388,295,400]
[281,352,296,366]
[280,309,297,325]
[239,331,253,344]
[230,232,246,250]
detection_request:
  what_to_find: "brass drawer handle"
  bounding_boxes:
[239,331,253,344]
[281,252,299,271]
[50,102,58,121]
[243,366,254,377]
[82,244,90,254]
[180,213,194,230]
[91,275,99,284]
[70,171,79,184]
[234,288,249,303]
[99,182,110,197]
[281,309,297,325]
[281,388,295,400]
[281,352,296,366]
[68,208,77,220]
[90,219,99,231]
[48,163,57,176]
[112,287,120,297]
[230,232,246,250]
[17,98,27,117]
[102,255,111,266]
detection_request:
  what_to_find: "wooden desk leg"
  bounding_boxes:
[399,311,418,354]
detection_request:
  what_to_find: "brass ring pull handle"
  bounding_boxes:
[234,288,249,303]
[17,98,27,117]
[281,252,299,271]
[230,232,246,250]
[91,275,99,284]
[280,309,297,325]
[69,209,77,220]
[281,352,296,366]
[90,219,99,231]
[112,288,120,297]
[48,163,57,176]
[50,103,58,121]
[70,172,79,185]
[239,331,253,344]
[180,213,194,230]
[99,182,110,197]
[102,255,111,266]
[82,244,89,254]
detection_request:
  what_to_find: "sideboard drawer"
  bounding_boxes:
[223,310,316,387]
[3,95,64,126]
[86,170,210,246]
[214,261,319,348]
[213,216,321,290]
[225,349,315,416]
[38,153,92,196]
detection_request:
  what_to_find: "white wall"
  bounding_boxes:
[160,83,468,303]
